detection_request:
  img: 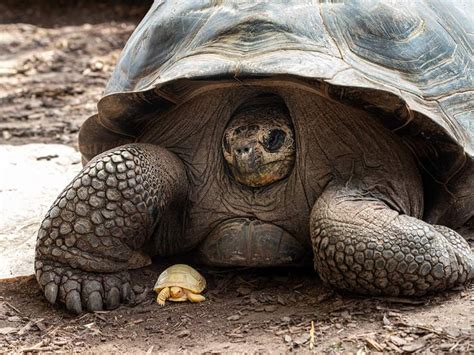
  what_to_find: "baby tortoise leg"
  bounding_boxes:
[310,186,473,296]
[184,290,206,303]
[35,144,188,313]
[157,287,170,306]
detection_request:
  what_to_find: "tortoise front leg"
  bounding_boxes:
[310,185,473,296]
[35,144,188,313]
[157,287,171,306]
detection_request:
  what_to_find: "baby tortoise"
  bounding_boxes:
[154,264,206,305]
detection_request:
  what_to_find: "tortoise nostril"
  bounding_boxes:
[235,146,252,156]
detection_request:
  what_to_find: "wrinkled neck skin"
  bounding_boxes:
[139,84,422,250]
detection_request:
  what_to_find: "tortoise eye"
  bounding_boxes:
[223,135,231,153]
[264,129,286,152]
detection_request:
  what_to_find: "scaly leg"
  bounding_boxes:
[157,287,171,306]
[35,144,188,313]
[310,185,473,296]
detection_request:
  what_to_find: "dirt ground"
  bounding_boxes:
[0,1,472,353]
[0,0,151,147]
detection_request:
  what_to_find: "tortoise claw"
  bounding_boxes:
[44,282,58,304]
[122,282,134,304]
[65,290,82,314]
[36,260,133,314]
[87,291,103,312]
[106,287,121,310]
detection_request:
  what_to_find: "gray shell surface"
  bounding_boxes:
[79,0,473,187]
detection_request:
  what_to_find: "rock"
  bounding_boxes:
[402,340,426,353]
[177,329,190,338]
[389,335,407,346]
[264,305,277,312]
[226,315,240,321]
[439,343,456,350]
[277,295,286,305]
[284,335,292,343]
[236,286,252,296]
[2,131,12,140]
[443,326,460,337]
[249,293,258,304]
[0,327,17,335]
[7,316,21,322]
[293,333,310,346]
[281,316,291,323]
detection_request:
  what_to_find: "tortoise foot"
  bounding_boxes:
[311,185,474,296]
[34,143,189,313]
[36,260,134,314]
[198,218,310,267]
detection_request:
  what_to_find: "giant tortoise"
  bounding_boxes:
[35,0,473,313]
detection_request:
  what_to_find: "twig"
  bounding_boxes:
[21,346,57,353]
[366,337,384,351]
[20,339,47,352]
[45,325,60,337]
[5,302,21,314]
[347,332,378,340]
[18,321,34,336]
[374,297,426,305]
[94,314,107,323]
[309,321,315,350]
[449,340,461,352]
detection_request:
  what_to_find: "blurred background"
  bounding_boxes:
[0,0,152,147]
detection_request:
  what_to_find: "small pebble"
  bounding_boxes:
[402,340,426,353]
[236,286,252,296]
[177,329,190,338]
[293,333,310,345]
[264,305,277,312]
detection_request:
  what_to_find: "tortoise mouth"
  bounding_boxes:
[230,159,295,187]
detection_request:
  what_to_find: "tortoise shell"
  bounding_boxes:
[78,1,473,228]
[154,264,206,294]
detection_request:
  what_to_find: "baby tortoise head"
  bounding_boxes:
[223,94,296,188]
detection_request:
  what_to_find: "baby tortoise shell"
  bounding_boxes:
[154,264,206,305]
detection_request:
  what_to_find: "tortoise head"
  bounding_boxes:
[170,286,184,299]
[222,94,296,188]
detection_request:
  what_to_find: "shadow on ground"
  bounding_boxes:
[0,263,472,353]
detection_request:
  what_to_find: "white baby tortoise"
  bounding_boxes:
[154,264,206,306]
